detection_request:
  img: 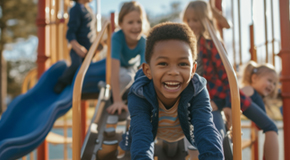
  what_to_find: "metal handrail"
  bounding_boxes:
[72,21,112,160]
[202,19,242,160]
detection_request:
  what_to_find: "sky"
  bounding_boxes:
[3,0,282,72]
[91,0,193,16]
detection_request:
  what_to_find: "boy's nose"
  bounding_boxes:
[167,67,179,75]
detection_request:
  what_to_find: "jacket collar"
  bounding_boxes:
[130,69,207,107]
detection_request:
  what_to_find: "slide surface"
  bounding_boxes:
[0,59,106,160]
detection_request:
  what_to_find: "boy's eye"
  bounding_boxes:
[179,62,189,66]
[158,62,167,66]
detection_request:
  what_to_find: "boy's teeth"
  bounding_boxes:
[164,84,179,90]
[165,82,179,85]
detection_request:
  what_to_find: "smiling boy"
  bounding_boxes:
[121,22,223,160]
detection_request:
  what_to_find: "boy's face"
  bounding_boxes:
[143,40,196,107]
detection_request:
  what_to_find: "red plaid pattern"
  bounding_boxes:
[199,36,251,111]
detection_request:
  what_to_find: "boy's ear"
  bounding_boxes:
[142,63,152,80]
[191,62,197,78]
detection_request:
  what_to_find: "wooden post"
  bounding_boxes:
[249,25,257,62]
[250,122,259,160]
[45,0,51,67]
[270,0,275,66]
[55,0,60,61]
[237,0,242,66]
[81,101,87,145]
[50,0,57,64]
[264,0,269,63]
[279,0,290,159]
[0,53,6,114]
[36,0,48,159]
[63,0,70,61]
[231,0,237,71]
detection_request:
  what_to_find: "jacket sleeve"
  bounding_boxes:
[190,88,224,160]
[66,5,81,42]
[128,92,154,160]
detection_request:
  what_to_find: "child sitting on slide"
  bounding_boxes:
[106,1,150,115]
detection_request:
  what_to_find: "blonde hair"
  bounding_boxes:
[181,0,215,39]
[241,61,277,85]
[241,61,279,99]
[118,1,150,35]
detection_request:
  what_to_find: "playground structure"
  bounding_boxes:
[0,0,290,160]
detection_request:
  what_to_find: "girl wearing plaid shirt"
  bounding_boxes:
[182,1,278,159]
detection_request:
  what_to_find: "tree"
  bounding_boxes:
[0,0,37,113]
[1,0,37,43]
[6,60,36,98]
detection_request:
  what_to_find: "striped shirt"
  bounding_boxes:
[156,98,184,142]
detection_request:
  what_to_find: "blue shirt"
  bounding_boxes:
[66,2,96,50]
[120,69,224,160]
[250,89,266,112]
[111,30,146,67]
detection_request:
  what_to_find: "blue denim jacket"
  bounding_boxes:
[120,70,224,160]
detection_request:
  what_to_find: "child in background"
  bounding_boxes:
[122,22,223,160]
[54,0,96,93]
[241,61,279,160]
[182,1,279,159]
[182,0,233,138]
[106,1,150,115]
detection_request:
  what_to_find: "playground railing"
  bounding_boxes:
[72,20,112,160]
[202,18,242,160]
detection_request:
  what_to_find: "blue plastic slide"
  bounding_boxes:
[0,59,106,160]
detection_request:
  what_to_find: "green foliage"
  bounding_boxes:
[6,60,36,98]
[1,0,37,43]
[0,0,37,101]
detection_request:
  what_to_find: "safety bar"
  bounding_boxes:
[202,19,242,160]
[72,21,112,160]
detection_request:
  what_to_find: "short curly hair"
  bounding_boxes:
[145,22,197,64]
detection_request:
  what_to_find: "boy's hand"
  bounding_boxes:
[223,107,232,130]
[77,46,87,58]
[70,40,88,58]
[107,101,128,115]
[210,101,218,111]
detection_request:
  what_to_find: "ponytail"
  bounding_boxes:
[241,61,258,86]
